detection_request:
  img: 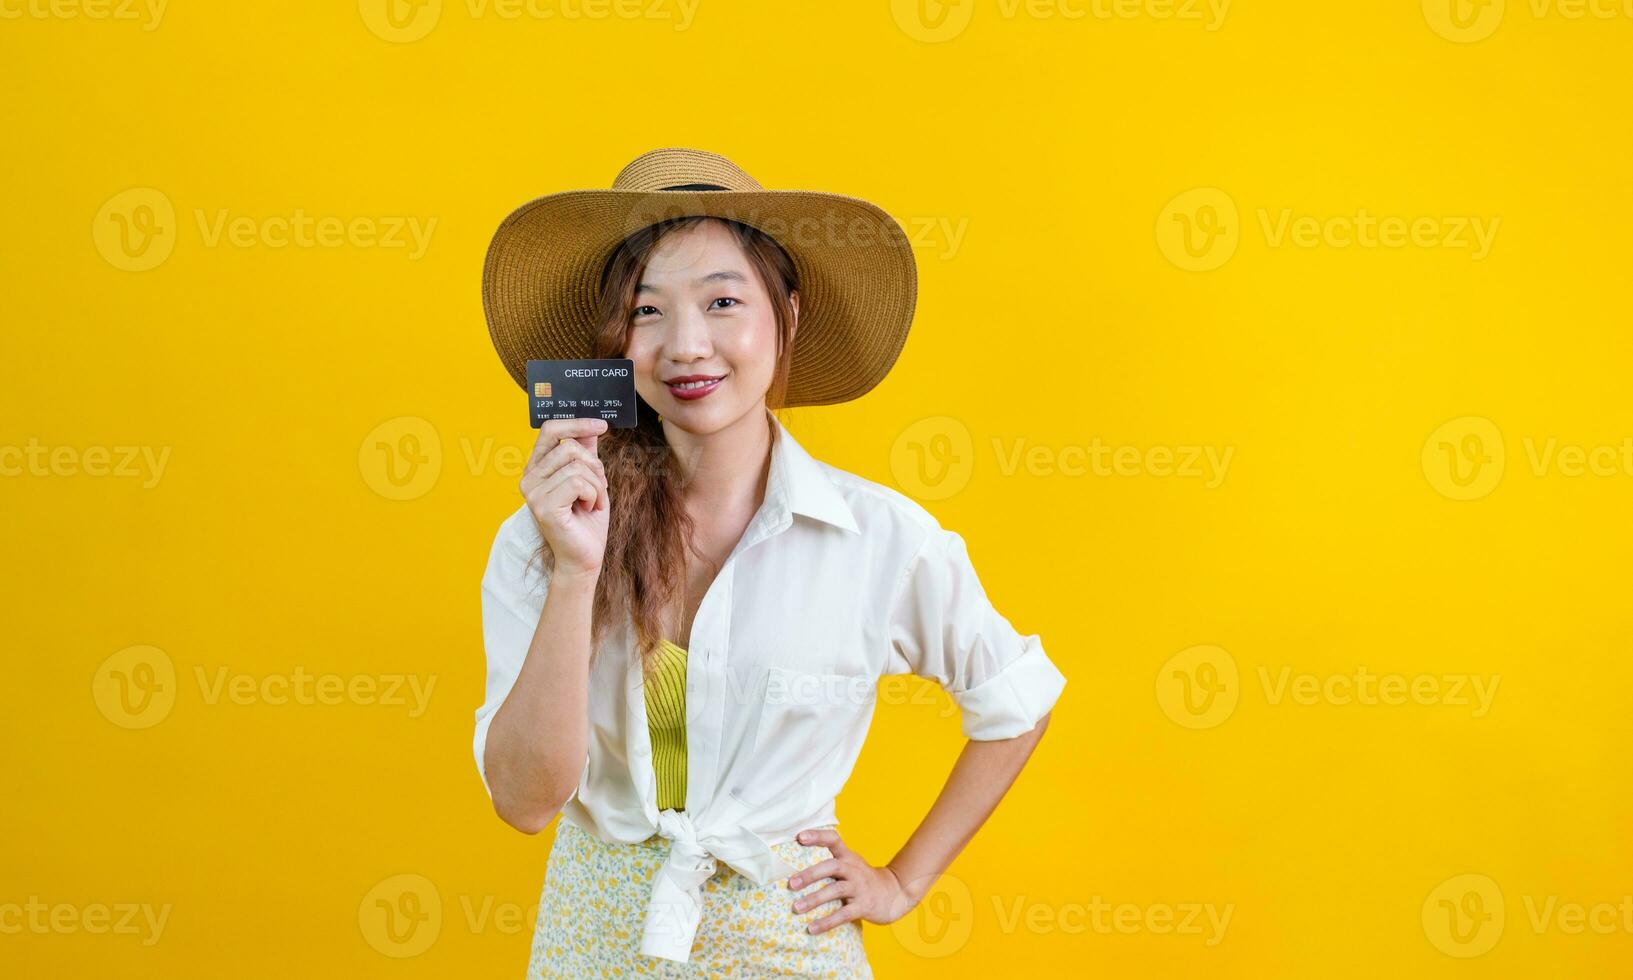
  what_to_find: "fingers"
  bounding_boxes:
[786,829,871,935]
[526,429,608,480]
[537,465,604,514]
[807,902,862,935]
[525,445,605,496]
[787,858,840,891]
[522,459,604,513]
[796,828,847,856]
[524,419,608,485]
[522,436,608,509]
[792,880,852,914]
[537,416,609,444]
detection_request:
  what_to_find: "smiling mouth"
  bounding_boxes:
[664,373,726,399]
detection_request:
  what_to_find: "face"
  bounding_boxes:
[622,219,795,435]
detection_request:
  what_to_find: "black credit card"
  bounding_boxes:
[526,358,639,429]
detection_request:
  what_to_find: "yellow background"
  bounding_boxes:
[4,0,1631,976]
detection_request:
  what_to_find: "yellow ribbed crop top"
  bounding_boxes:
[645,638,688,811]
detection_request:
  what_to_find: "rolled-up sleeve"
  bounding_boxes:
[474,507,550,799]
[885,526,1066,740]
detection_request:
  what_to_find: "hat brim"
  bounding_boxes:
[482,188,918,408]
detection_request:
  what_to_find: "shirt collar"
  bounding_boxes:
[763,407,861,536]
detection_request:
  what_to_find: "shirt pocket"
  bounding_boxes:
[728,665,875,812]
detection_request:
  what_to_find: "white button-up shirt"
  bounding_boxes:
[474,407,1066,963]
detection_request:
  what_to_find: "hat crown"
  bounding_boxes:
[612,147,764,193]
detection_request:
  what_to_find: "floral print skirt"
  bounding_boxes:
[528,818,872,978]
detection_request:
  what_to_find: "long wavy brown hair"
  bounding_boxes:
[532,216,800,671]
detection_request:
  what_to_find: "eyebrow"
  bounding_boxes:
[635,269,749,294]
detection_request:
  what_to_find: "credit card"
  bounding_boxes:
[526,358,639,429]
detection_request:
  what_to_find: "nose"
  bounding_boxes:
[661,304,712,364]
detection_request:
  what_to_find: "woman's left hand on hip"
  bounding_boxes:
[786,828,917,934]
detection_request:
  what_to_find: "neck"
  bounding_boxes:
[664,405,776,515]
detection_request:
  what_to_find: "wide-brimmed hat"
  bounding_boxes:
[481,147,919,408]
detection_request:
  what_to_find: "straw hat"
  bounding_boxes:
[481,148,919,408]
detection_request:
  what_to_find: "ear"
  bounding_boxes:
[788,290,800,343]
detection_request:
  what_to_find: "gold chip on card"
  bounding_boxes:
[533,382,552,398]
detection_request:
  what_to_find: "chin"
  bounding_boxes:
[657,398,758,435]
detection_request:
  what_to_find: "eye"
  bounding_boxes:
[632,305,660,320]
[709,297,741,310]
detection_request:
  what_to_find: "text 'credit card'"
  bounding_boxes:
[527,358,639,429]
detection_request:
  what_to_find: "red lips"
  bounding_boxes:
[664,374,724,401]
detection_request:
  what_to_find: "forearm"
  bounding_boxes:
[483,569,598,833]
[886,712,1051,901]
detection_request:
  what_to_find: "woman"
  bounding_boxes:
[474,148,1066,977]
